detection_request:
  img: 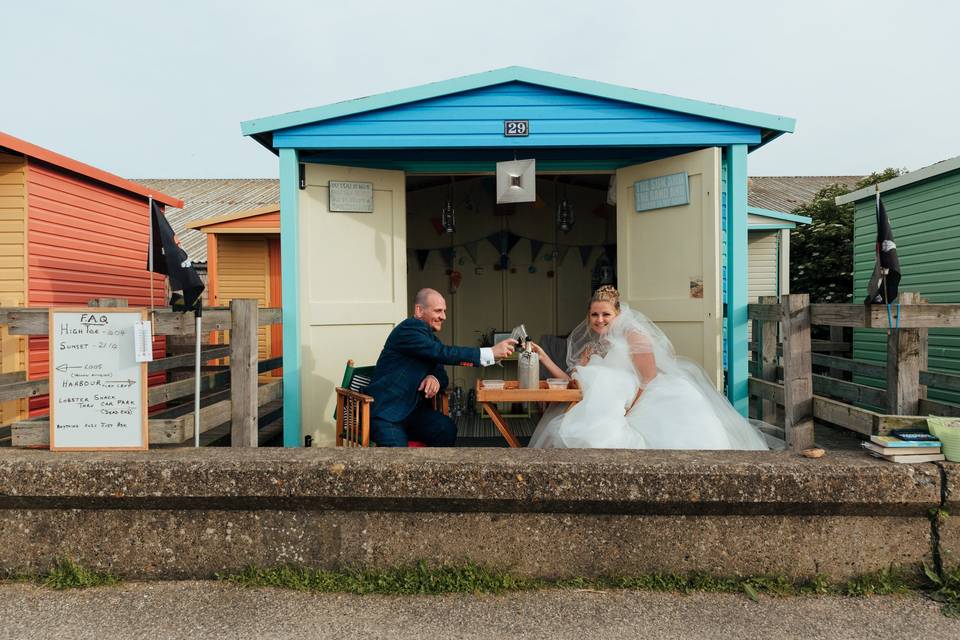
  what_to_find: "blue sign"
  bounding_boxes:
[634,172,689,212]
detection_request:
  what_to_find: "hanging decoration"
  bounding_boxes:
[555,179,575,232]
[441,177,456,233]
[463,241,479,265]
[430,217,445,236]
[415,249,430,271]
[555,244,571,267]
[439,247,455,268]
[578,245,593,267]
[529,238,544,264]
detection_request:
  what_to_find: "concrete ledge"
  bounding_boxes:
[0,449,947,579]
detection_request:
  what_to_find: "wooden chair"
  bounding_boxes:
[334,359,448,447]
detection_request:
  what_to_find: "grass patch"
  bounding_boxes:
[222,562,541,595]
[925,563,960,618]
[221,562,922,602]
[40,558,119,590]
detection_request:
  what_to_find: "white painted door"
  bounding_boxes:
[299,164,407,445]
[616,148,723,387]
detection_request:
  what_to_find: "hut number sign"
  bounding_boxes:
[49,308,148,451]
[328,181,374,213]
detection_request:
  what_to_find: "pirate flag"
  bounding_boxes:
[864,195,901,304]
[148,199,205,311]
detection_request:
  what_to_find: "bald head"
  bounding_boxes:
[414,288,446,333]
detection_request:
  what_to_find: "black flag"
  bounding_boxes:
[864,196,901,304]
[149,200,204,310]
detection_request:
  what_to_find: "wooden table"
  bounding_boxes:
[475,380,582,448]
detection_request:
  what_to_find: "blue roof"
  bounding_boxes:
[241,67,795,151]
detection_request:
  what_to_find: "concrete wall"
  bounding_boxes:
[0,449,952,580]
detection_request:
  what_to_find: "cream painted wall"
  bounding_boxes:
[405,175,615,394]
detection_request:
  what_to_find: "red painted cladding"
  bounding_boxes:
[26,160,168,413]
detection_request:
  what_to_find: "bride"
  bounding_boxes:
[528,285,771,450]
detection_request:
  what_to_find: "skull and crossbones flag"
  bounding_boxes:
[864,195,901,304]
[148,199,205,311]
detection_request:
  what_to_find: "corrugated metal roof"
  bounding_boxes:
[748,176,862,212]
[135,179,279,262]
[137,176,859,261]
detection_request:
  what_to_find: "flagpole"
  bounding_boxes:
[148,197,155,319]
[194,301,202,448]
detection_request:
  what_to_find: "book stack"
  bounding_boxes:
[862,430,944,464]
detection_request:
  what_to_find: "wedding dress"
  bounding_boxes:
[528,304,772,450]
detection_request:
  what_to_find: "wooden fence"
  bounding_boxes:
[748,292,960,451]
[0,298,282,448]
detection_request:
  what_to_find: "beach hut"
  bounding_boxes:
[837,156,960,404]
[240,67,796,446]
[186,205,282,374]
[0,131,182,422]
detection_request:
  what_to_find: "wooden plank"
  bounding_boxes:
[0,371,25,385]
[811,353,886,378]
[886,292,922,415]
[873,414,930,436]
[866,304,960,329]
[475,379,583,403]
[758,295,779,424]
[811,374,885,407]
[781,294,814,452]
[13,417,187,447]
[920,398,960,418]
[1,307,282,336]
[148,346,232,374]
[748,378,783,404]
[813,395,875,436]
[747,303,781,321]
[810,304,867,328]
[828,326,846,379]
[230,299,259,448]
[919,369,960,394]
[0,377,47,403]
[147,369,230,405]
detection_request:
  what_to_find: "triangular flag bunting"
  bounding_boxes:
[603,243,616,266]
[463,241,479,264]
[579,245,593,267]
[555,245,571,267]
[440,247,455,268]
[415,249,430,271]
[529,239,544,263]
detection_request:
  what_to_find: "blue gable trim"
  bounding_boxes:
[242,67,794,150]
[271,82,761,151]
[747,206,811,225]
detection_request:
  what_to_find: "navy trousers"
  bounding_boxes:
[371,404,457,447]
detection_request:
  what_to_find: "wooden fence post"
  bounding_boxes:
[757,295,780,425]
[230,299,258,447]
[919,296,929,401]
[886,292,921,415]
[781,293,814,452]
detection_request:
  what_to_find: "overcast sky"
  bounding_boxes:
[3,0,956,179]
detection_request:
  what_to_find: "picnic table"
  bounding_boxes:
[474,380,583,448]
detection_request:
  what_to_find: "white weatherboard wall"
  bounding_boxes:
[748,230,779,302]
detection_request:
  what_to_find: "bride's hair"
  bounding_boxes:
[590,285,621,312]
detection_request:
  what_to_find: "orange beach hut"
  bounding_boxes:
[0,131,183,422]
[186,205,282,374]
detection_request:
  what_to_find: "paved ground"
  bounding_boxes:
[2,581,958,640]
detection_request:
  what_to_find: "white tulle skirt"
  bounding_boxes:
[528,358,769,450]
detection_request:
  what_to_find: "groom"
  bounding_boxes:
[365,288,516,447]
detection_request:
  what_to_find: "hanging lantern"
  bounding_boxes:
[557,198,574,233]
[441,199,456,233]
[442,177,457,233]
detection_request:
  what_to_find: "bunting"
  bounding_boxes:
[578,245,594,267]
[529,239,544,263]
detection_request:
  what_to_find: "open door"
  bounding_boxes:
[299,164,406,444]
[616,148,723,387]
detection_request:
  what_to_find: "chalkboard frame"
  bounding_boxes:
[48,307,149,451]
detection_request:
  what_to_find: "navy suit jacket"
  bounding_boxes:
[365,318,481,422]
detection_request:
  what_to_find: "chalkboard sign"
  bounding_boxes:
[49,308,148,451]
